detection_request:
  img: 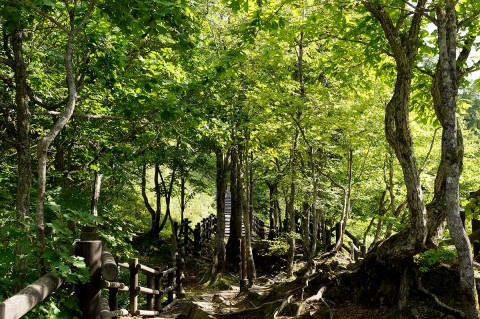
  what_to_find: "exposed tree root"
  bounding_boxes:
[216,294,294,319]
[304,285,329,307]
[415,269,465,318]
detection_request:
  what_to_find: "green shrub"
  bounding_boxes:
[415,246,457,273]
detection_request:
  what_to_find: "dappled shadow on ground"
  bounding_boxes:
[172,248,468,319]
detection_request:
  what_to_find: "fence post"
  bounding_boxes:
[154,267,162,312]
[194,224,201,256]
[75,229,102,319]
[259,220,265,239]
[212,215,217,234]
[167,262,174,304]
[183,219,189,249]
[129,258,139,315]
[360,244,367,258]
[108,286,118,316]
[350,242,358,261]
[176,251,185,298]
[146,273,154,310]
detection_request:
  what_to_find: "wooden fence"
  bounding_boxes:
[0,273,62,319]
[100,250,185,318]
[252,216,266,239]
[325,222,367,261]
[175,215,216,256]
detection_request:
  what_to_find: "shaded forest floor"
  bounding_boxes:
[129,237,470,319]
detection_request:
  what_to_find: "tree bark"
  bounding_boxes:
[226,140,242,267]
[242,147,256,285]
[364,0,428,261]
[34,0,96,273]
[286,128,299,277]
[267,181,279,239]
[141,163,158,236]
[90,165,102,217]
[432,3,479,317]
[213,148,228,276]
[11,25,32,228]
[36,30,78,274]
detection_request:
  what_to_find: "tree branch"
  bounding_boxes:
[457,9,480,28]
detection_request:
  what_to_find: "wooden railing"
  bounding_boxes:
[0,273,62,319]
[175,215,216,256]
[100,250,185,317]
[252,216,266,239]
[326,222,367,261]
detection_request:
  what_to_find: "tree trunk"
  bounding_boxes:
[141,164,158,236]
[226,141,242,267]
[356,0,428,308]
[36,28,81,274]
[90,165,102,217]
[213,148,228,276]
[286,127,299,277]
[158,166,175,233]
[154,163,162,235]
[432,3,479,317]
[333,149,353,252]
[364,0,428,261]
[267,181,279,239]
[12,25,31,229]
[242,148,256,285]
[180,174,186,223]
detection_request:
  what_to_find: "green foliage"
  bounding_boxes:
[99,211,136,257]
[265,232,301,256]
[465,196,480,219]
[415,246,457,273]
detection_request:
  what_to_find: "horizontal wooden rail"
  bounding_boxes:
[0,273,62,319]
[102,280,125,289]
[100,249,185,318]
[137,263,157,275]
[135,309,160,316]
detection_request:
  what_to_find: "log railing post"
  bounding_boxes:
[350,242,358,261]
[259,220,265,239]
[108,286,118,316]
[167,262,174,304]
[75,230,102,319]
[129,258,139,315]
[194,224,201,256]
[146,273,154,310]
[183,219,189,249]
[360,244,367,258]
[176,252,185,298]
[154,267,162,312]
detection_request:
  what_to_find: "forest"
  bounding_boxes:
[1,0,480,318]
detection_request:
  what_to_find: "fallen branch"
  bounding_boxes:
[415,270,465,318]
